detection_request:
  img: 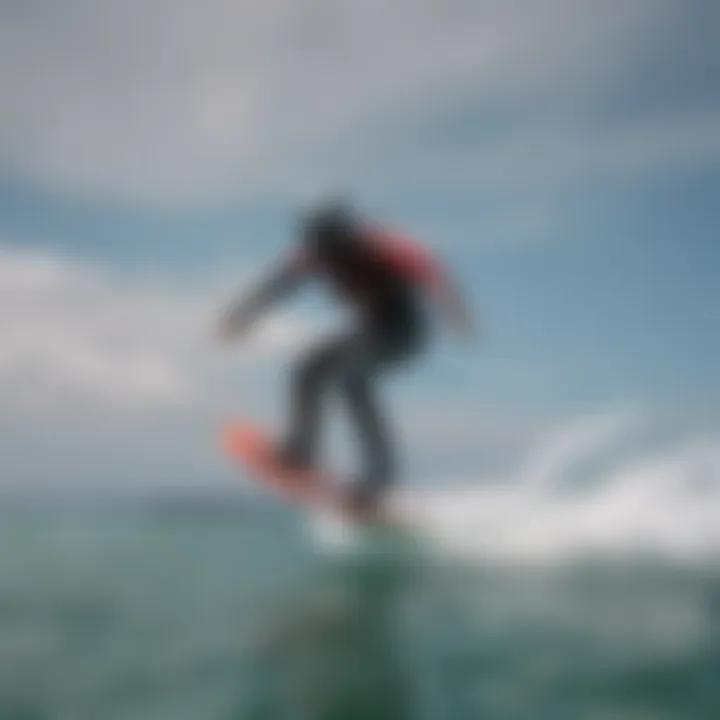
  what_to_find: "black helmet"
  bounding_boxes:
[301,198,358,253]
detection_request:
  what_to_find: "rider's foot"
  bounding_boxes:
[344,484,382,522]
[277,440,312,474]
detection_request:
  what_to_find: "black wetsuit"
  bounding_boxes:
[224,219,441,503]
[281,236,428,501]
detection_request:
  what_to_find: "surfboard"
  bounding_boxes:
[222,421,339,504]
[222,420,393,524]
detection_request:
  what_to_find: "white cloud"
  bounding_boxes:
[0,248,192,410]
[2,0,714,203]
[423,108,720,195]
[0,246,311,414]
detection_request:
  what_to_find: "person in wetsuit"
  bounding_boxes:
[217,200,474,517]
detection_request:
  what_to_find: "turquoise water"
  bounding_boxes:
[1,504,718,719]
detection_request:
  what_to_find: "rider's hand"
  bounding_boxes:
[216,316,248,345]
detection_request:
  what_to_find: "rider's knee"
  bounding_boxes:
[293,348,335,389]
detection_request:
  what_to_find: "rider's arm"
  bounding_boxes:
[372,228,476,341]
[427,264,476,340]
[217,250,314,342]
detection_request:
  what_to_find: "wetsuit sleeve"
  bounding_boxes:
[429,262,475,338]
[219,249,314,338]
[408,246,474,337]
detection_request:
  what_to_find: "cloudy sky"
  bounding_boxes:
[1,0,718,492]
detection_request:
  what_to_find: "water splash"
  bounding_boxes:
[392,409,720,565]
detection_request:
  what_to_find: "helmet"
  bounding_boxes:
[301,198,358,253]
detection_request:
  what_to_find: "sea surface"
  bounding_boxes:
[0,500,718,720]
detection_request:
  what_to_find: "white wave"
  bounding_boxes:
[389,410,720,565]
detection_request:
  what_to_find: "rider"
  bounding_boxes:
[218,199,474,518]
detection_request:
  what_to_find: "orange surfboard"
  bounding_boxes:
[221,421,347,510]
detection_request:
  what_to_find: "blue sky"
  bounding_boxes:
[0,0,718,490]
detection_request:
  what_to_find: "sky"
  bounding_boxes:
[0,0,718,494]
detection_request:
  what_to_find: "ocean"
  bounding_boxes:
[0,499,718,720]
